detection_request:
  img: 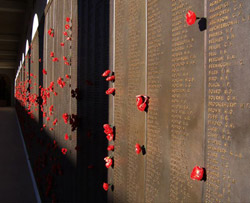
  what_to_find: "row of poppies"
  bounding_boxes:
[102,68,150,191]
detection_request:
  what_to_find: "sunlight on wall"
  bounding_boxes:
[31,14,39,41]
[25,40,29,56]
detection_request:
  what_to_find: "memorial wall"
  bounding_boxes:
[108,0,250,202]
[205,1,250,202]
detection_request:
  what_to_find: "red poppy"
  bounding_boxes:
[186,10,197,25]
[49,128,54,131]
[102,70,111,77]
[42,69,47,75]
[64,61,70,66]
[88,165,94,169]
[62,113,69,124]
[66,37,71,41]
[86,131,91,137]
[65,24,70,30]
[49,82,54,91]
[103,124,113,134]
[49,105,54,112]
[105,88,115,95]
[103,183,109,191]
[103,124,111,130]
[135,143,141,154]
[106,75,115,82]
[39,58,41,62]
[60,42,65,47]
[138,102,147,111]
[64,133,69,140]
[62,81,66,88]
[66,17,70,22]
[54,92,58,96]
[63,56,67,61]
[65,74,70,79]
[53,57,59,62]
[63,31,68,36]
[107,145,114,151]
[61,148,67,155]
[104,156,113,168]
[136,95,149,112]
[191,166,204,181]
[53,119,58,126]
[46,117,50,121]
[57,77,66,88]
[106,133,114,141]
[48,28,54,37]
[136,96,143,106]
[50,52,54,57]
[104,127,113,134]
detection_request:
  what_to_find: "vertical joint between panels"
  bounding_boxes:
[144,1,147,203]
[112,0,115,127]
[202,0,208,202]
[70,0,73,115]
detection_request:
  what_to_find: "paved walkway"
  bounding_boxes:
[0,107,39,203]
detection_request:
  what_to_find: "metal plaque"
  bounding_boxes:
[146,0,205,202]
[205,1,250,202]
[113,0,146,202]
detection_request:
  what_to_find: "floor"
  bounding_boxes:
[0,107,39,203]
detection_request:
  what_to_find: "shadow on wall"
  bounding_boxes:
[76,0,110,202]
[16,97,109,202]
[16,101,76,202]
[14,0,110,202]
[0,75,11,107]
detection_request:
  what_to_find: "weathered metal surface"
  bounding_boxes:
[113,0,146,202]
[205,1,250,202]
[44,0,78,201]
[112,0,250,202]
[145,0,205,202]
[30,34,39,122]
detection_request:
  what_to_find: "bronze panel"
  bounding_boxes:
[30,34,39,123]
[205,1,250,202]
[146,0,205,202]
[113,0,146,202]
[40,0,77,201]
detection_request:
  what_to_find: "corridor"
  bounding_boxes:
[0,107,39,202]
